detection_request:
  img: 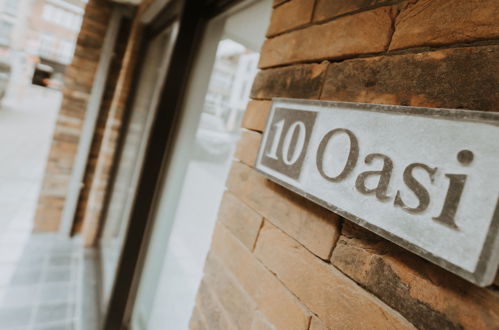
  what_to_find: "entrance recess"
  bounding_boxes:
[98,23,178,313]
[130,1,271,329]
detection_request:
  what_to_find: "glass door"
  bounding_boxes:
[130,1,272,329]
[98,24,177,314]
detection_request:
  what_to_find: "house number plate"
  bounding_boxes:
[255,98,499,286]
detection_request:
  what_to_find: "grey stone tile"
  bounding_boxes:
[21,245,52,257]
[48,256,73,267]
[34,321,75,330]
[50,241,78,255]
[2,285,38,307]
[0,306,33,328]
[67,286,77,303]
[16,255,45,270]
[39,283,70,303]
[67,302,76,320]
[23,242,53,253]
[10,269,42,286]
[43,268,72,283]
[25,236,55,251]
[35,302,69,324]
[28,234,57,244]
[80,248,100,330]
[34,321,74,330]
[0,264,18,287]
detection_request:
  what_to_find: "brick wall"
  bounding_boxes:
[79,16,144,244]
[79,0,157,245]
[34,0,114,232]
[72,17,131,235]
[34,0,151,236]
[191,0,499,329]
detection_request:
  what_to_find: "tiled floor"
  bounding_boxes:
[0,234,81,330]
[0,87,99,329]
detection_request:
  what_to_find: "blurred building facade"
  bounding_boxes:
[0,0,32,106]
[0,0,85,107]
[27,0,85,87]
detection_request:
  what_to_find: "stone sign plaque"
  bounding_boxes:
[255,98,499,286]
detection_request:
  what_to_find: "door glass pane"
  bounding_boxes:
[99,27,174,312]
[132,1,272,329]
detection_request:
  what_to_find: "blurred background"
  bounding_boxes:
[0,1,85,329]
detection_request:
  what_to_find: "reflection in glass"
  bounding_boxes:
[99,28,172,313]
[145,40,258,330]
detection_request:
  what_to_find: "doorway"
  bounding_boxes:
[129,1,271,329]
[98,23,178,314]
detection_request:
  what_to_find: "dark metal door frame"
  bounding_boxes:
[103,0,244,328]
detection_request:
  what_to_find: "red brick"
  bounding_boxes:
[189,307,207,330]
[273,0,288,7]
[250,311,275,330]
[33,214,61,232]
[194,281,234,330]
[259,7,394,68]
[210,223,311,330]
[218,191,263,251]
[241,100,271,132]
[309,315,326,330]
[331,222,499,330]
[267,0,314,37]
[314,0,397,22]
[34,0,113,232]
[81,20,143,245]
[226,161,340,259]
[234,130,262,167]
[321,45,499,111]
[255,221,416,329]
[203,259,254,330]
[390,0,499,50]
[251,63,328,100]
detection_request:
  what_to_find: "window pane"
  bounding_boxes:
[0,21,14,46]
[39,33,54,57]
[131,1,272,329]
[4,0,18,15]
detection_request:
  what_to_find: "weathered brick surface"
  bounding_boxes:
[259,7,394,68]
[81,15,144,246]
[189,307,207,330]
[210,223,311,330]
[226,161,340,259]
[251,63,327,100]
[73,19,131,234]
[33,196,65,232]
[241,100,271,132]
[255,221,416,329]
[332,222,499,330]
[218,191,263,251]
[314,0,397,22]
[193,0,499,328]
[309,315,326,330]
[234,130,262,167]
[194,280,234,330]
[390,0,499,50]
[203,259,254,330]
[267,0,314,37]
[273,0,288,7]
[34,0,113,231]
[250,311,275,330]
[321,45,499,111]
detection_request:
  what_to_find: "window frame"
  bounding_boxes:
[102,0,260,328]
